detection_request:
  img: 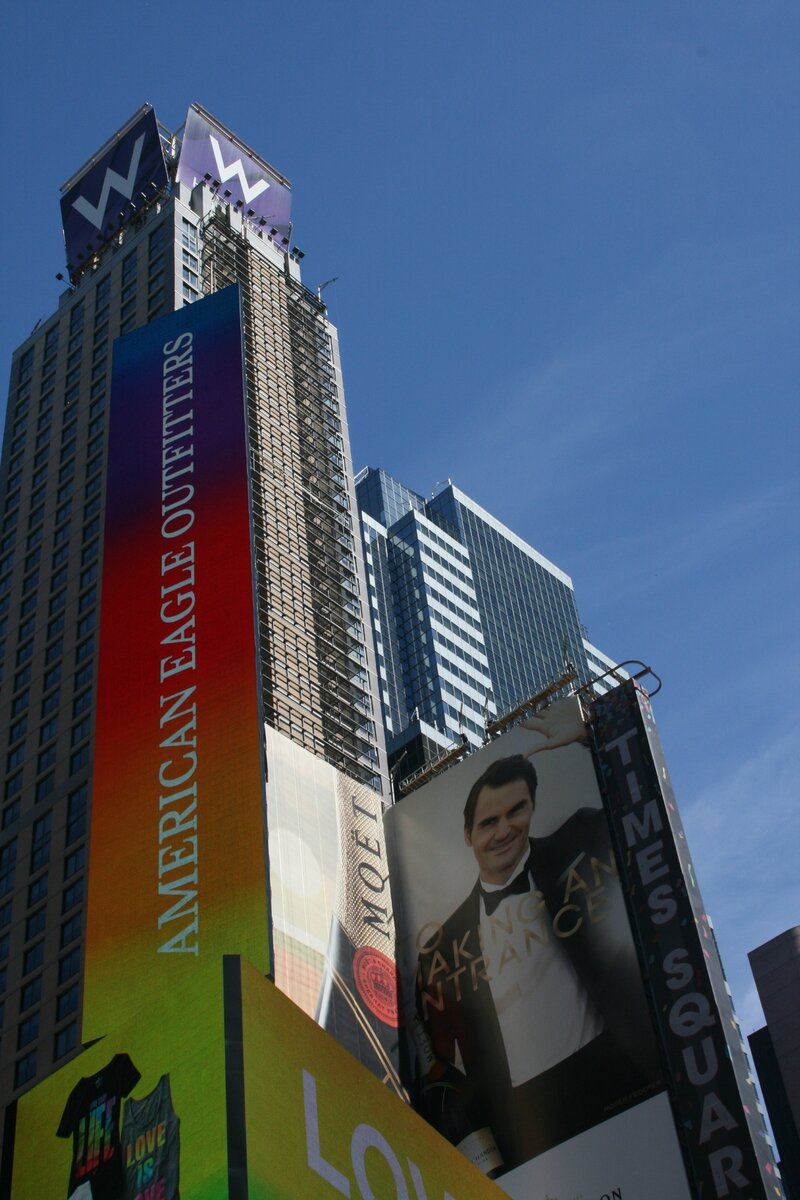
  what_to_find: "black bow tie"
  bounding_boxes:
[480,870,530,915]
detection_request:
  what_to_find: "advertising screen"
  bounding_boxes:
[8,969,229,1200]
[60,105,168,276]
[385,695,692,1198]
[177,105,292,242]
[264,725,402,1094]
[235,957,502,1200]
[591,681,783,1200]
[83,283,270,1044]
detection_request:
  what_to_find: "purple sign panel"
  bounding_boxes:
[60,105,168,277]
[177,105,292,241]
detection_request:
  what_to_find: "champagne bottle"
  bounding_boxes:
[409,1015,504,1178]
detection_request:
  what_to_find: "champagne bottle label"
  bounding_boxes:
[455,1127,503,1176]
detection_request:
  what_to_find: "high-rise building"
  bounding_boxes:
[748,928,800,1198]
[0,103,386,1108]
[355,467,622,783]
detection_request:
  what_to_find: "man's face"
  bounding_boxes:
[464,778,534,885]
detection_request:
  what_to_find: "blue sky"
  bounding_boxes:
[1,3,797,1043]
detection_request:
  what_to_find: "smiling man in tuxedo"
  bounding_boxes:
[416,713,662,1171]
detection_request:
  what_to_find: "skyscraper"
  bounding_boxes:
[355,467,620,784]
[748,928,800,1198]
[0,103,386,1107]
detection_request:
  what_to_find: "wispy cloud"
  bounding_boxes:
[679,720,799,1034]
[442,231,799,517]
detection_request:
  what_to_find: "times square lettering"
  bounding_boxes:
[603,726,752,1199]
[157,332,199,956]
[303,1070,459,1200]
[416,849,616,1010]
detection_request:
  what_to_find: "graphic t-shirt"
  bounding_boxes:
[121,1073,180,1200]
[57,1053,141,1200]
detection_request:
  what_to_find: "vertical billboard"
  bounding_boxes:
[60,105,168,277]
[177,105,292,241]
[591,681,784,1200]
[264,725,403,1094]
[385,695,692,1198]
[83,282,270,1043]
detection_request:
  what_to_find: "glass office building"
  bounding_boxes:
[357,468,619,783]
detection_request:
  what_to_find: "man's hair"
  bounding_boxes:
[463,755,538,831]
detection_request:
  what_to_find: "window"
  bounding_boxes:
[25,908,46,941]
[73,690,92,718]
[37,746,57,773]
[2,802,20,830]
[35,774,55,803]
[60,913,82,948]
[18,1011,40,1049]
[43,665,62,691]
[23,942,44,975]
[7,745,25,772]
[21,569,39,596]
[71,718,91,746]
[64,847,85,880]
[66,787,87,845]
[62,878,84,912]
[76,637,95,665]
[57,984,79,1021]
[69,299,85,335]
[4,773,22,802]
[45,639,63,666]
[70,746,89,774]
[41,690,60,717]
[14,1049,37,1087]
[16,640,34,667]
[17,347,34,386]
[0,900,11,930]
[30,813,52,872]
[59,946,81,984]
[14,667,32,692]
[55,1021,78,1060]
[0,839,17,899]
[17,1012,40,1049]
[28,874,47,906]
[40,716,59,743]
[20,978,41,1011]
[47,614,65,640]
[74,663,93,690]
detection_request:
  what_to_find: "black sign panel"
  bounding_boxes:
[61,106,168,275]
[590,681,783,1200]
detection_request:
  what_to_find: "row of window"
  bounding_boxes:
[14,1019,78,1087]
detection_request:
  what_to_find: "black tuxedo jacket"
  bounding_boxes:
[416,808,659,1109]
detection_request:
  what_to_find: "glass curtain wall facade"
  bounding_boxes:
[0,111,385,1109]
[356,468,596,783]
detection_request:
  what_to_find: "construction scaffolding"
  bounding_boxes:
[201,211,381,789]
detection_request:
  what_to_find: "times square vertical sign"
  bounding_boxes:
[590,681,783,1200]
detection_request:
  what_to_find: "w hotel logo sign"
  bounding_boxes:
[60,105,168,277]
[177,104,292,242]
